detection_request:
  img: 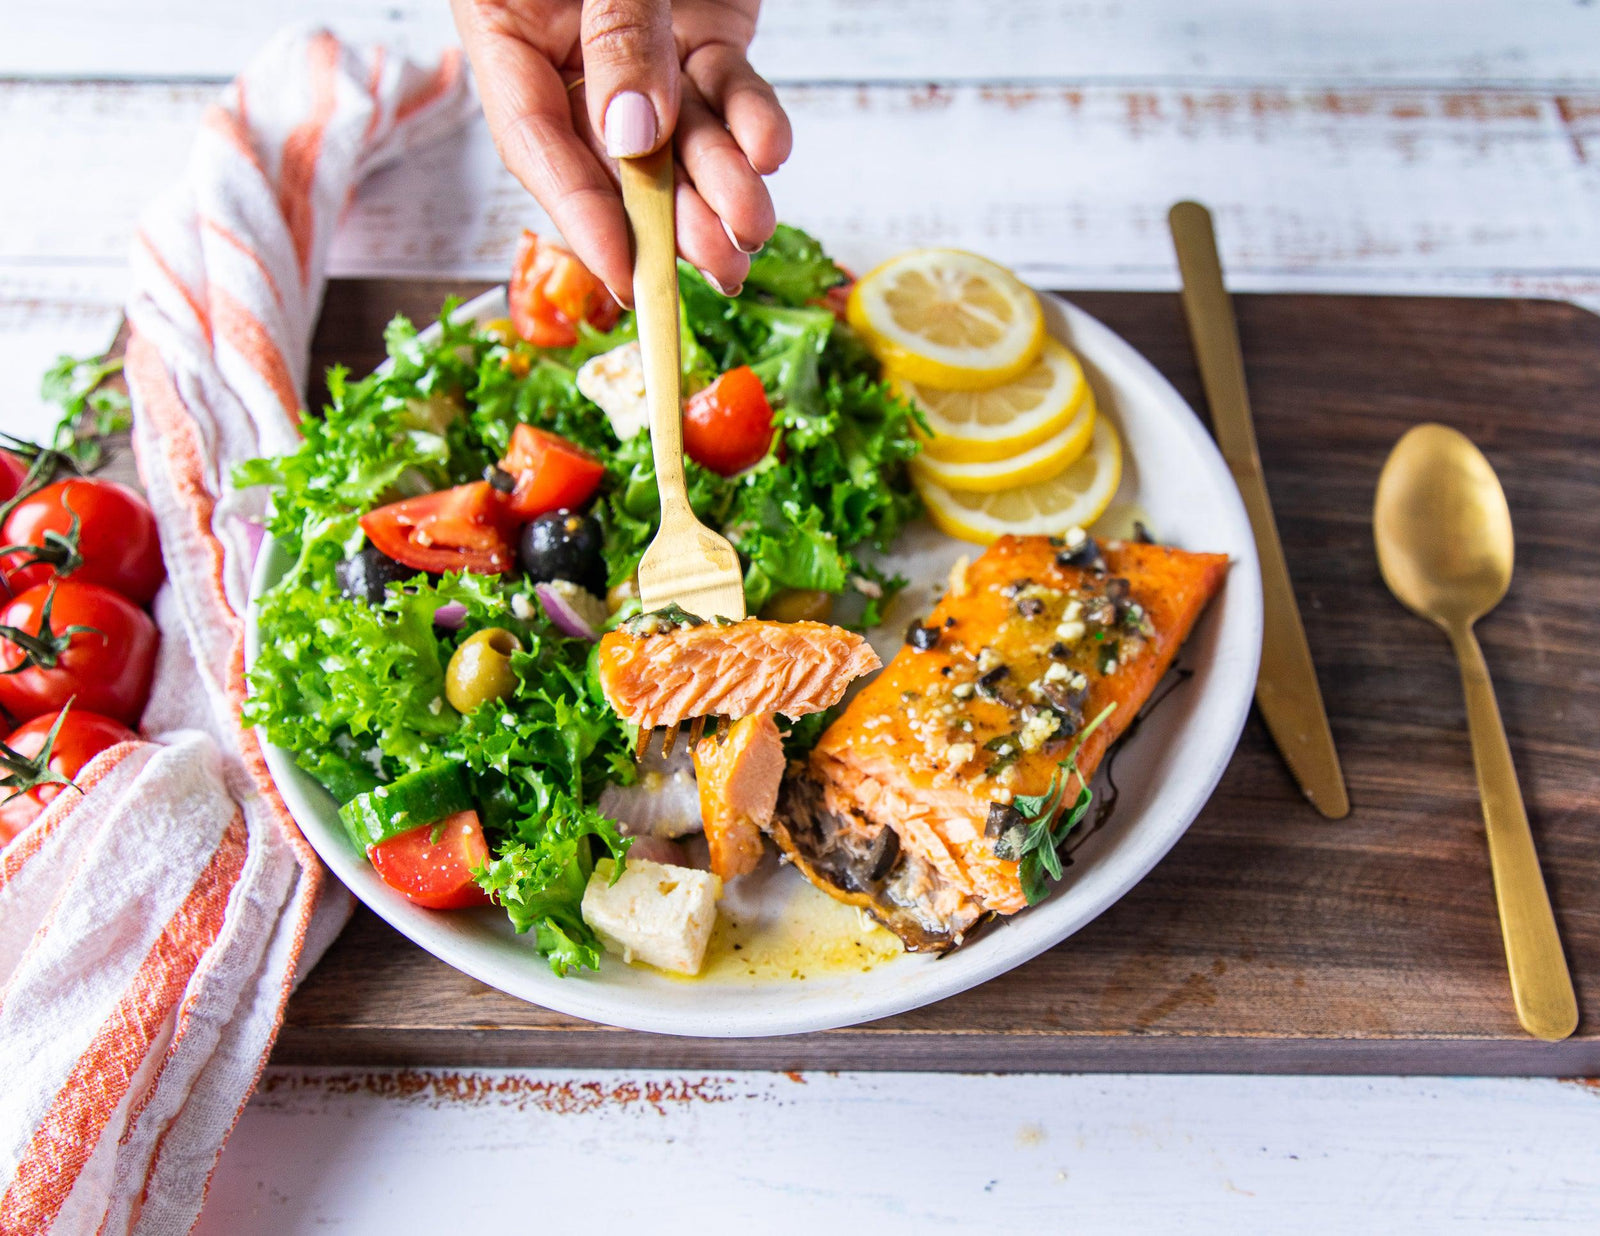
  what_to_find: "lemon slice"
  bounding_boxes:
[848,249,1043,390]
[916,415,1123,544]
[910,387,1096,492]
[895,337,1088,463]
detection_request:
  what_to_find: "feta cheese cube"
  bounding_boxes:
[576,341,651,441]
[581,858,722,975]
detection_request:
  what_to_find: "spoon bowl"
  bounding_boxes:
[1374,424,1514,632]
[1373,423,1576,1042]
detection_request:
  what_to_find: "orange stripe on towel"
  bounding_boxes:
[210,285,301,422]
[363,45,387,142]
[0,813,248,1235]
[277,31,342,287]
[201,215,285,310]
[135,231,212,346]
[201,103,269,183]
[396,46,461,123]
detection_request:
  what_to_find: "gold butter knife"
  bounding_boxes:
[1169,200,1350,819]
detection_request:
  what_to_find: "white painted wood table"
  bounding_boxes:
[3,2,1599,1230]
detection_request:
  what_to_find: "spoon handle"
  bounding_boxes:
[1450,624,1578,1041]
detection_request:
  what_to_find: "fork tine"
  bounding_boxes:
[635,725,655,760]
[688,716,707,748]
[661,721,679,757]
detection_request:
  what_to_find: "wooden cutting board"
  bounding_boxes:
[270,283,1600,1074]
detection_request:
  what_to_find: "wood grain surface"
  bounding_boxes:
[274,281,1600,1073]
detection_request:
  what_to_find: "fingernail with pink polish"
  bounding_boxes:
[721,218,762,255]
[700,269,741,298]
[604,91,658,158]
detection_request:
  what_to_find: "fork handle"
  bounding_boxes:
[618,147,690,522]
[1449,621,1577,1041]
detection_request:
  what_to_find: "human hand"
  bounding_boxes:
[451,0,792,302]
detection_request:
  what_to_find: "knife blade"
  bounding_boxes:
[1168,200,1350,819]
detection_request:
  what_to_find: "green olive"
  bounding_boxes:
[445,627,521,713]
[760,588,834,624]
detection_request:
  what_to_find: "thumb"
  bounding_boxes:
[581,0,680,159]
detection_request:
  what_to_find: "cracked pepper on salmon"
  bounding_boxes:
[596,616,881,732]
[769,532,1228,950]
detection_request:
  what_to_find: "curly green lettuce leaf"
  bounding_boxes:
[473,797,628,976]
[744,223,848,306]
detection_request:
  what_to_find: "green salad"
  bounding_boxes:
[240,225,922,974]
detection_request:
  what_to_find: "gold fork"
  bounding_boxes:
[617,147,746,756]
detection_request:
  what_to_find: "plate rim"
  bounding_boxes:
[245,284,1263,1037]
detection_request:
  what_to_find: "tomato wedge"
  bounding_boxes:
[360,482,514,575]
[367,809,492,909]
[508,231,621,349]
[682,366,775,476]
[498,425,605,520]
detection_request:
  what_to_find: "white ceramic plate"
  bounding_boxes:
[246,286,1262,1037]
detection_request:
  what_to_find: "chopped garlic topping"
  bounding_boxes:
[1018,710,1062,752]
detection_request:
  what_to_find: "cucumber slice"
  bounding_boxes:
[298,751,381,804]
[339,763,473,851]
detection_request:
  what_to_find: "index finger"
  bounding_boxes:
[464,25,634,300]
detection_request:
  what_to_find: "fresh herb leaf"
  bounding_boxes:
[1003,703,1117,905]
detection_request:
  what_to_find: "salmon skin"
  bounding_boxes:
[597,615,881,731]
[769,533,1229,951]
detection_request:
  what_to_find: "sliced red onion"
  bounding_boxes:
[432,601,468,630]
[535,581,603,642]
[623,836,691,868]
[598,747,703,839]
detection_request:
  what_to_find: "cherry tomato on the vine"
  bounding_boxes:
[0,452,31,507]
[0,707,137,845]
[0,477,164,603]
[0,581,158,725]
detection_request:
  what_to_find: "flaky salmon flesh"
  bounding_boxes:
[769,533,1228,950]
[692,713,784,880]
[597,618,881,732]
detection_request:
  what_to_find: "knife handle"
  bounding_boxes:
[1168,201,1263,479]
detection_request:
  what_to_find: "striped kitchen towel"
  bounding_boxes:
[0,27,474,1234]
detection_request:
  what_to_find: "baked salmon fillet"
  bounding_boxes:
[597,614,881,731]
[769,532,1228,951]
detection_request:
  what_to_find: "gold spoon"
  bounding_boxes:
[1374,424,1577,1041]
